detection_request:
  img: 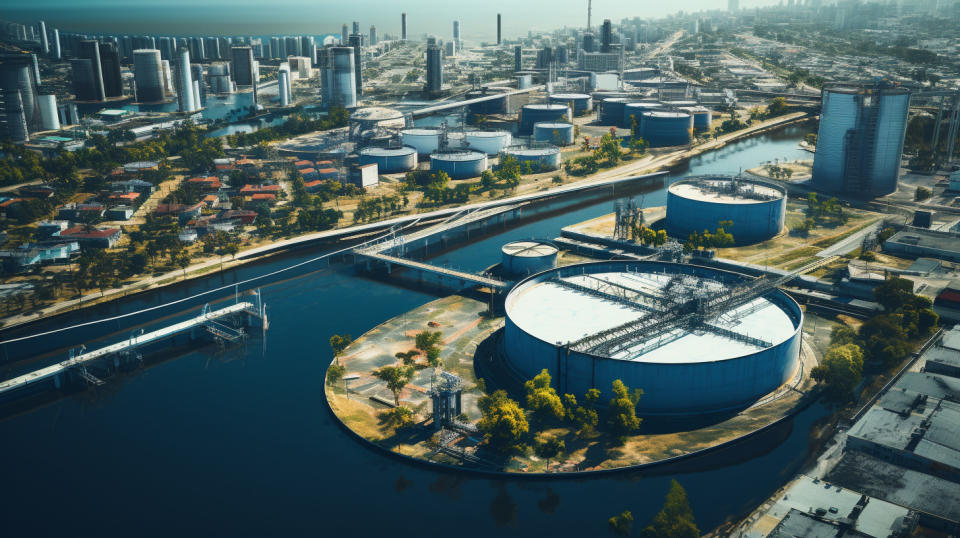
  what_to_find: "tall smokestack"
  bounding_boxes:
[497,14,502,45]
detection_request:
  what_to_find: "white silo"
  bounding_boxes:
[38,94,60,131]
[162,59,174,95]
[133,49,165,102]
[175,47,196,112]
[192,80,201,110]
[278,68,291,107]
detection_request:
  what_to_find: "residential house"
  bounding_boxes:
[58,226,122,248]
[57,202,105,221]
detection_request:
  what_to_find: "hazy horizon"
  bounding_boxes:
[4,0,779,40]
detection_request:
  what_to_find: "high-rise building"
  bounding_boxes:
[728,0,740,12]
[99,42,123,98]
[158,37,174,61]
[37,94,59,131]
[133,49,165,102]
[191,63,204,105]
[70,59,98,100]
[401,13,407,40]
[175,48,196,112]
[601,19,612,52]
[319,46,356,108]
[231,46,255,86]
[369,26,377,46]
[347,34,363,96]
[352,21,360,35]
[453,20,460,43]
[425,39,442,96]
[77,40,105,101]
[341,24,349,45]
[497,14,502,45]
[582,32,596,53]
[52,29,61,60]
[514,45,522,71]
[812,83,911,198]
[0,54,40,140]
[39,21,49,55]
[270,37,281,60]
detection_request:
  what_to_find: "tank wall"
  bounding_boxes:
[431,155,487,179]
[502,261,803,414]
[502,251,557,276]
[465,132,512,154]
[642,113,693,147]
[533,123,574,145]
[358,150,417,173]
[505,151,561,169]
[600,100,627,125]
[692,110,712,130]
[665,187,786,244]
[401,132,441,154]
[519,106,570,134]
[549,95,592,115]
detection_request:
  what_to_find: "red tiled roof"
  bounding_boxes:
[294,160,313,167]
[303,180,324,188]
[300,168,317,174]
[203,194,219,202]
[317,168,338,174]
[108,192,140,201]
[0,198,23,208]
[937,290,960,304]
[251,193,276,200]
[61,226,121,239]
[240,184,281,193]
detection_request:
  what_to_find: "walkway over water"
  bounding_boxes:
[0,301,260,397]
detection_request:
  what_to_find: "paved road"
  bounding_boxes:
[815,220,882,258]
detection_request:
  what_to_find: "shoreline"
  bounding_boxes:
[0,112,811,335]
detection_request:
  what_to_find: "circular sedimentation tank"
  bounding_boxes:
[501,146,562,170]
[350,107,405,131]
[666,176,787,244]
[357,146,418,173]
[400,128,442,155]
[548,93,593,116]
[519,104,570,135]
[622,102,662,129]
[463,130,512,155]
[503,260,803,414]
[501,240,558,276]
[533,122,574,145]
[641,111,693,147]
[429,151,488,179]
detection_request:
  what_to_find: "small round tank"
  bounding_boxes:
[533,122,574,146]
[641,111,693,147]
[548,93,592,116]
[430,151,488,179]
[358,146,418,173]
[622,102,663,129]
[464,130,512,154]
[501,146,562,170]
[519,104,570,135]
[401,128,442,155]
[600,97,630,125]
[501,240,558,276]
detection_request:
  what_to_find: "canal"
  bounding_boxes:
[0,124,821,536]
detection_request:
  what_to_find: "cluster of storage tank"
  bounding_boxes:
[430,151,488,179]
[518,104,570,135]
[595,97,704,147]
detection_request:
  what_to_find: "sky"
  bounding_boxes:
[4,0,780,39]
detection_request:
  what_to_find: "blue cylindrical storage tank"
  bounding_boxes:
[600,97,630,125]
[680,106,712,130]
[501,240,558,276]
[641,111,692,147]
[467,90,509,115]
[358,146,418,173]
[519,104,570,135]
[502,260,803,415]
[430,151,487,179]
[622,102,662,129]
[533,122,574,145]
[501,147,562,171]
[665,176,787,244]
[548,93,592,116]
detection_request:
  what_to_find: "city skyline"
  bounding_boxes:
[5,0,780,39]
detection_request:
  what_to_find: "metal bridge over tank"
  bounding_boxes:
[352,206,517,292]
[0,293,267,398]
[562,258,826,357]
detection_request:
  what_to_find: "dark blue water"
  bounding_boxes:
[0,124,820,537]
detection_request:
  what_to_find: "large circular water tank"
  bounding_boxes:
[519,104,570,135]
[600,98,630,125]
[358,146,418,173]
[666,176,787,244]
[641,111,693,147]
[501,240,558,276]
[401,128,442,155]
[501,146,562,170]
[549,93,593,116]
[680,106,712,130]
[515,74,532,89]
[464,130,512,155]
[533,122,574,145]
[350,107,405,131]
[623,102,663,129]
[503,260,803,414]
[430,151,488,179]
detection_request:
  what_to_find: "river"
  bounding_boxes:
[0,124,822,536]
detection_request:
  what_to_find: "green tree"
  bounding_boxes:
[811,343,864,400]
[373,365,415,407]
[176,253,191,279]
[329,334,354,357]
[766,96,789,117]
[640,480,699,538]
[525,369,565,422]
[534,436,565,471]
[327,362,346,385]
[379,406,415,429]
[415,330,443,367]
[477,390,529,454]
[915,186,932,201]
[608,510,634,537]
[607,379,642,444]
